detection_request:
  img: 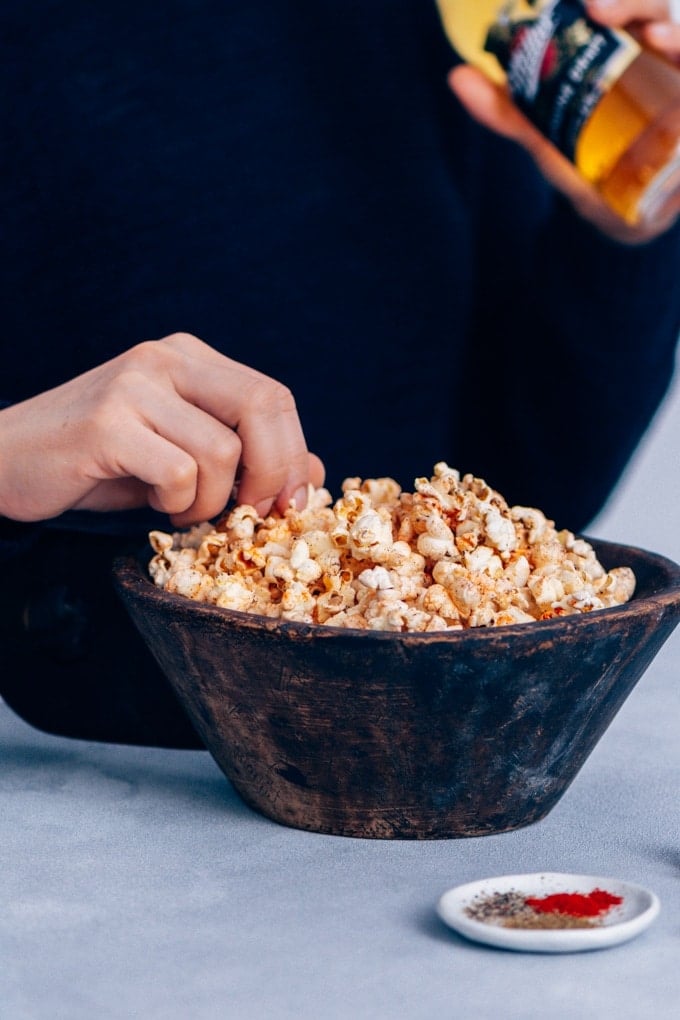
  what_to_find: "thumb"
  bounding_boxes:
[446,65,578,181]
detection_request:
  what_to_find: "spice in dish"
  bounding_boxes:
[465,887,624,929]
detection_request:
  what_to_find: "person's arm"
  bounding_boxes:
[445,0,680,529]
[0,333,324,530]
[0,399,43,560]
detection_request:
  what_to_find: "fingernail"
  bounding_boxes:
[254,498,274,518]
[647,23,673,41]
[292,486,308,511]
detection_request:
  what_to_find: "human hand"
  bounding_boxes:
[587,0,680,64]
[448,1,680,244]
[0,333,325,526]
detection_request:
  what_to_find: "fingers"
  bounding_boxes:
[586,1,680,60]
[72,477,151,513]
[643,18,680,57]
[447,66,593,204]
[89,412,200,517]
[76,413,326,522]
[96,334,319,522]
[0,333,320,525]
[238,408,311,516]
[129,379,243,523]
[447,65,671,243]
[447,65,540,144]
[307,452,326,491]
[585,1,672,27]
[152,334,315,518]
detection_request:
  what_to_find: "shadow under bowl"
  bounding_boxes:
[114,538,680,839]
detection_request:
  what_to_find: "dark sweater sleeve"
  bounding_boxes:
[452,137,680,532]
[0,516,43,562]
[0,399,44,561]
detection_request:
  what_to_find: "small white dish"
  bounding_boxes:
[437,872,660,954]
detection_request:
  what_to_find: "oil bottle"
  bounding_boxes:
[435,0,680,227]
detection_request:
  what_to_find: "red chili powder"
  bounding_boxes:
[525,888,623,918]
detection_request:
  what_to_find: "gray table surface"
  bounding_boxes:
[2,381,680,1020]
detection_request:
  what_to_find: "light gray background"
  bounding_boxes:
[1,371,679,1020]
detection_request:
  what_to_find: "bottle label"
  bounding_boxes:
[485,0,640,160]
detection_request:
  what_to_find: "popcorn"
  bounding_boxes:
[148,463,635,632]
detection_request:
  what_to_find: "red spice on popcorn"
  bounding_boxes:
[148,462,635,632]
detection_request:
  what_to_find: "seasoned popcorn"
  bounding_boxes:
[147,463,635,632]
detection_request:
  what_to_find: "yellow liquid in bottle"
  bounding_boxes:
[435,0,680,226]
[576,52,680,223]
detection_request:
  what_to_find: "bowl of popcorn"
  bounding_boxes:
[114,463,680,839]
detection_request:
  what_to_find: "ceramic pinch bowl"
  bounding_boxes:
[437,872,661,953]
[113,538,680,839]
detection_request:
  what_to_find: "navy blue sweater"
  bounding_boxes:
[2,1,680,744]
[2,0,679,538]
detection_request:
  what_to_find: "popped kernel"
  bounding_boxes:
[148,464,635,632]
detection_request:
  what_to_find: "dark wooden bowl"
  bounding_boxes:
[113,538,680,839]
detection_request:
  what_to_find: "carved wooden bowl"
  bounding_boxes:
[114,539,680,839]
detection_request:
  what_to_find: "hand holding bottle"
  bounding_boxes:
[588,0,680,63]
[444,0,680,243]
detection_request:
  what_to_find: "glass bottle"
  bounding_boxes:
[435,0,680,227]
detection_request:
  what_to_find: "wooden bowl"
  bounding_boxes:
[113,539,680,839]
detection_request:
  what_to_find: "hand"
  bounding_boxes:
[587,1,680,64]
[0,333,325,526]
[448,1,680,244]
